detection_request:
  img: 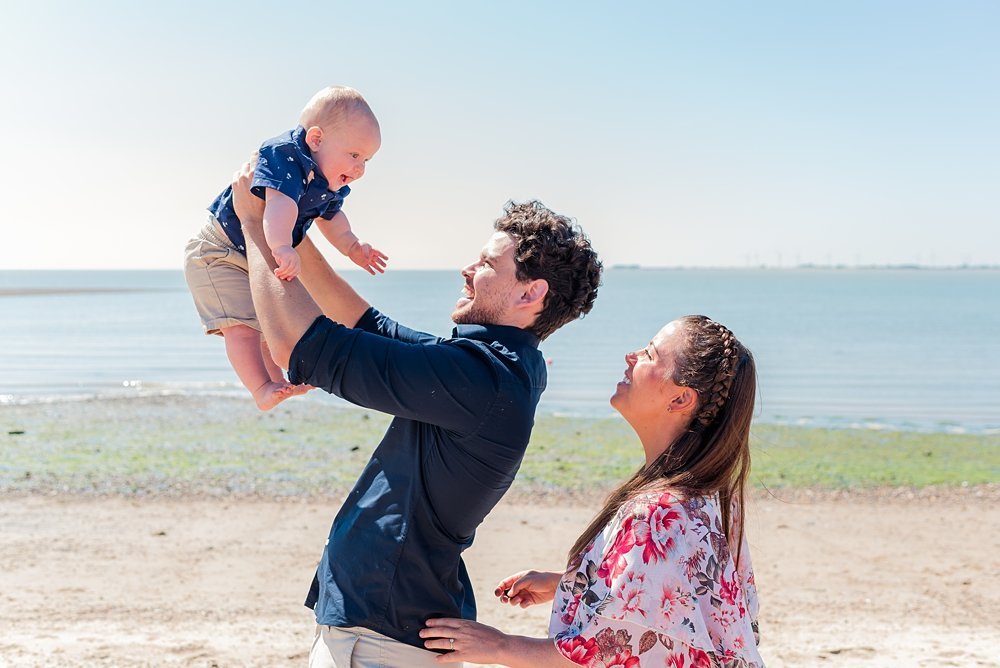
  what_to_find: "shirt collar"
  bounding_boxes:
[292,125,350,198]
[291,126,318,172]
[452,323,541,350]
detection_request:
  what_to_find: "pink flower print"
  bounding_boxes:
[557,635,599,666]
[711,607,738,631]
[634,505,681,564]
[681,547,706,579]
[733,635,745,650]
[598,517,636,585]
[598,548,630,587]
[665,652,686,668]
[719,571,740,606]
[658,584,687,625]
[598,651,641,668]
[562,595,582,625]
[612,570,646,620]
[688,646,713,668]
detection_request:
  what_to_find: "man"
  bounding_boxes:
[233,169,602,667]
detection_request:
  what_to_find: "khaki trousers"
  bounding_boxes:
[309,624,462,668]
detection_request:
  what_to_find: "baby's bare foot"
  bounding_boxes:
[253,381,296,411]
[287,384,313,397]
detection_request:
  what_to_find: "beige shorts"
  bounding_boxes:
[309,625,455,668]
[183,215,260,335]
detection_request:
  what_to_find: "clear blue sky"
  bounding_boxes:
[2,1,997,269]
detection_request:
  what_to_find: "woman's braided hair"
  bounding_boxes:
[675,317,743,429]
[568,315,757,567]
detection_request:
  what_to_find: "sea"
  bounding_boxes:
[1,268,997,434]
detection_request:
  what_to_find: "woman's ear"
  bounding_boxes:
[668,387,698,414]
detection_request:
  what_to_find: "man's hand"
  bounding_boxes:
[272,245,302,281]
[347,240,389,275]
[231,155,264,230]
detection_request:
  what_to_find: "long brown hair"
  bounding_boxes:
[568,315,757,565]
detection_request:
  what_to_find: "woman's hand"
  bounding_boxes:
[421,618,577,667]
[421,618,509,664]
[495,570,562,608]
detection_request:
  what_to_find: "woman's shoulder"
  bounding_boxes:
[620,489,721,521]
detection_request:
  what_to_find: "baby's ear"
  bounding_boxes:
[305,126,324,149]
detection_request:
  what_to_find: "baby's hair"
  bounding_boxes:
[299,86,378,131]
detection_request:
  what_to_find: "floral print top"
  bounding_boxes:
[549,491,763,667]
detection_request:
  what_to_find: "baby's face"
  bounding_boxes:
[308,114,381,188]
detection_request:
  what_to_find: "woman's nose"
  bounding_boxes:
[625,351,637,365]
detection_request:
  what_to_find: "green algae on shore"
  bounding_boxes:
[2,396,997,497]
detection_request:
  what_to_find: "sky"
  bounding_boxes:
[1,1,997,270]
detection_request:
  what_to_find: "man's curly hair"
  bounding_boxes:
[493,200,602,340]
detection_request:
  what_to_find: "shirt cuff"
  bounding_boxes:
[287,315,331,385]
[353,307,381,334]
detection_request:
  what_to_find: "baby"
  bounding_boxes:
[184,86,386,410]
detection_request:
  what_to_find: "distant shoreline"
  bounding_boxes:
[2,265,999,274]
[609,263,1000,271]
[0,287,177,297]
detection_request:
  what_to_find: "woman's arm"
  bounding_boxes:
[495,570,563,608]
[420,619,577,667]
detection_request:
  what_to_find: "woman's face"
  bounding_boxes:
[610,321,687,421]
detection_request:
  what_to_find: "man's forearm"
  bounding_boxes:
[243,217,323,369]
[296,236,371,328]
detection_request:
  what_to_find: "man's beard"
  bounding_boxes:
[451,298,505,327]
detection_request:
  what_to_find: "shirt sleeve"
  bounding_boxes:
[250,141,308,202]
[287,315,499,435]
[355,307,443,345]
[320,186,351,220]
[316,199,344,220]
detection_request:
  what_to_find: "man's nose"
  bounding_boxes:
[354,162,366,178]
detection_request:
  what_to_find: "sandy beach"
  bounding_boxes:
[1,488,998,667]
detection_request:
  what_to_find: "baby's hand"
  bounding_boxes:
[272,245,301,281]
[348,241,388,276]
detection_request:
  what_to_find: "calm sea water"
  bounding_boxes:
[1,269,997,434]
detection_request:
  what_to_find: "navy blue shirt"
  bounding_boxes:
[288,308,546,649]
[208,126,350,253]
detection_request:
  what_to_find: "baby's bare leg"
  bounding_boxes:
[259,337,286,383]
[261,337,313,397]
[221,324,295,411]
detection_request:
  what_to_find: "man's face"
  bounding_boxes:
[452,232,523,327]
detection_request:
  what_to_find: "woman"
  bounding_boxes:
[421,315,764,667]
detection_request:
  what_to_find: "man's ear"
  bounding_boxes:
[519,278,548,310]
[305,126,324,150]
